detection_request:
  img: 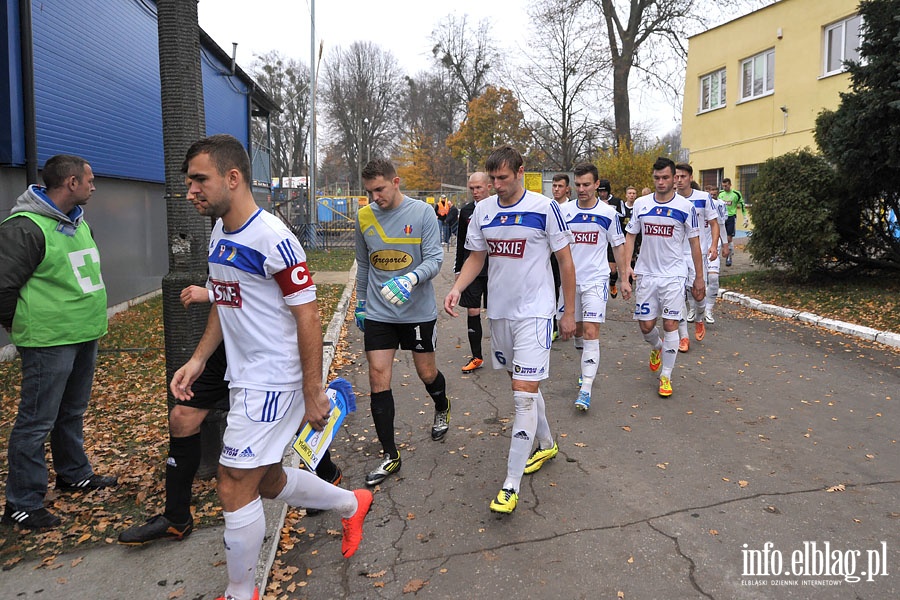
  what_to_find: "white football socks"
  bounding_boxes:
[223,497,265,600]
[275,466,357,517]
[580,339,600,394]
[662,329,679,378]
[505,391,538,492]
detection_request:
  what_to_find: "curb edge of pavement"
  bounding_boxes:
[719,287,900,349]
[255,261,358,592]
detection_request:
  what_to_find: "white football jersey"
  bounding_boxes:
[466,190,573,319]
[679,189,719,255]
[560,199,624,285]
[625,193,699,278]
[712,196,727,247]
[207,209,317,391]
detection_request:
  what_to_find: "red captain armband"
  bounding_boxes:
[273,262,315,296]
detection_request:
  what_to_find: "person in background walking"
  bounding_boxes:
[454,172,493,374]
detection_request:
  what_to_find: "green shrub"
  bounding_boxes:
[746,150,843,279]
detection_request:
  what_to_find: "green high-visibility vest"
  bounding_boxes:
[6,212,107,347]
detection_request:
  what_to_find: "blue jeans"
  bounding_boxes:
[440,222,451,244]
[5,340,98,510]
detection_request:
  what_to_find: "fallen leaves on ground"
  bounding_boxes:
[0,286,344,564]
[403,578,428,593]
[720,270,900,335]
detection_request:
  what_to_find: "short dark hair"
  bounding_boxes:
[42,154,89,189]
[485,146,523,174]
[723,177,732,185]
[652,157,676,175]
[675,162,693,175]
[182,134,252,185]
[573,162,599,181]
[552,173,570,185]
[362,158,396,181]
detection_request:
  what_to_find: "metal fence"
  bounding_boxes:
[272,189,467,250]
[273,194,360,249]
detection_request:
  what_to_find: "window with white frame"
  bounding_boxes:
[824,14,861,76]
[699,69,726,112]
[740,49,774,101]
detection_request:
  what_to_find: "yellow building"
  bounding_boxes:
[681,0,861,203]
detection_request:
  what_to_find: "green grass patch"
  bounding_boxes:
[0,287,344,564]
[306,248,355,272]
[720,270,900,334]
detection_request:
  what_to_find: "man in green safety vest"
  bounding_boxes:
[0,154,116,530]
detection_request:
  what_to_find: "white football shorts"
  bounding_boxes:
[221,387,305,468]
[575,281,609,324]
[684,256,708,288]
[633,274,687,322]
[489,317,552,381]
[707,250,721,274]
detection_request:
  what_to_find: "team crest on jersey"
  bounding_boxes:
[486,238,526,258]
[500,215,508,224]
[218,244,238,262]
[403,224,413,235]
[370,249,413,271]
[209,277,242,308]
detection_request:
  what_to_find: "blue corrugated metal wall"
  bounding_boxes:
[24,0,251,183]
[31,0,165,182]
[202,45,250,142]
[1,0,25,165]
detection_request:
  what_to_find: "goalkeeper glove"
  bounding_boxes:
[380,272,420,305]
[354,301,366,331]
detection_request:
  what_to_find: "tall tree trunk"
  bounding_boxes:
[157,1,220,475]
[611,51,632,149]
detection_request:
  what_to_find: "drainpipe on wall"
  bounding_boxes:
[19,0,38,184]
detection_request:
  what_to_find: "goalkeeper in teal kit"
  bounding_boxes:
[354,158,448,486]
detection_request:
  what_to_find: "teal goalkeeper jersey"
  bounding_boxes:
[355,196,443,324]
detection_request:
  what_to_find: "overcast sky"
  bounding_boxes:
[198,0,681,138]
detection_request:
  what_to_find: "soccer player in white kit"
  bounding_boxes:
[674,165,720,349]
[622,157,705,398]
[445,146,576,514]
[562,163,632,411]
[171,135,372,600]
[703,185,729,323]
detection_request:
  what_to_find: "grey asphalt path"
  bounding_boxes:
[274,246,899,599]
[3,245,897,599]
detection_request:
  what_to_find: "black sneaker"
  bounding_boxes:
[431,401,451,441]
[365,453,401,486]
[117,514,193,545]
[304,467,344,516]
[57,474,118,492]
[2,505,61,529]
